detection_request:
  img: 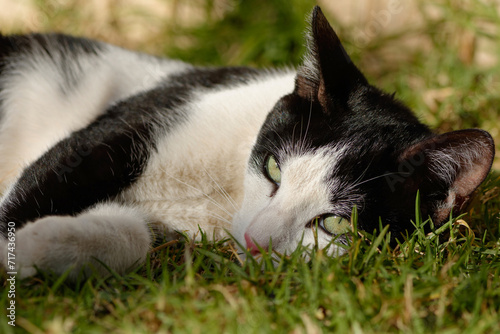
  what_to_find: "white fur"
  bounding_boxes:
[0,203,151,279]
[233,146,351,257]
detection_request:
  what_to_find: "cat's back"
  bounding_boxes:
[0,33,190,99]
[0,33,190,189]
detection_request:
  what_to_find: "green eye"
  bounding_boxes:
[265,155,281,184]
[319,215,350,235]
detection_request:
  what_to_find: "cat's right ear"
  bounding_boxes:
[295,6,368,106]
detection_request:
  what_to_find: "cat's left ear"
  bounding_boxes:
[396,129,495,224]
[295,6,368,106]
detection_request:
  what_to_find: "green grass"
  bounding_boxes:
[1,0,500,333]
[1,182,499,333]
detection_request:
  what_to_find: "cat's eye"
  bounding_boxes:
[317,214,350,235]
[264,154,281,185]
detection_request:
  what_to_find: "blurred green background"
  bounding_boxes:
[1,0,500,169]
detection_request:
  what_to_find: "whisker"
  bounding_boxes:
[203,211,233,225]
[149,167,234,218]
[255,132,282,156]
[201,165,238,211]
[270,131,286,152]
[355,172,411,187]
[153,206,233,226]
[352,160,373,187]
[299,99,314,153]
[291,122,299,152]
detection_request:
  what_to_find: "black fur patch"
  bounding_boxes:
[0,34,102,78]
[0,33,102,62]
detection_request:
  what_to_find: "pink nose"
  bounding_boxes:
[244,233,264,256]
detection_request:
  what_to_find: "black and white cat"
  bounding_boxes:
[0,7,494,279]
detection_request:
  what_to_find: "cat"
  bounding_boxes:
[0,6,494,280]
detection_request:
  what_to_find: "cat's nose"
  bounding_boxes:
[244,232,264,256]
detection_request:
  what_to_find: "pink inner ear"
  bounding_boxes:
[423,129,495,222]
[434,166,487,223]
[454,165,491,198]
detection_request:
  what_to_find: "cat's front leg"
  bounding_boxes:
[0,203,152,280]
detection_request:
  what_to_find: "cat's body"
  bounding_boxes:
[0,7,495,279]
[0,33,294,238]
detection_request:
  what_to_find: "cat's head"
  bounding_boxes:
[233,6,495,258]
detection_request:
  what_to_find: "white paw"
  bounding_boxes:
[1,236,37,277]
[1,208,151,280]
[1,217,73,279]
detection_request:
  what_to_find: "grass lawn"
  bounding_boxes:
[1,1,499,333]
[1,189,499,333]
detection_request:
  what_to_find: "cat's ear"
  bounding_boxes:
[295,6,368,105]
[395,129,494,223]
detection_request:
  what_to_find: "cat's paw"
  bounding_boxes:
[1,217,72,279]
[0,236,31,276]
[1,207,151,280]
